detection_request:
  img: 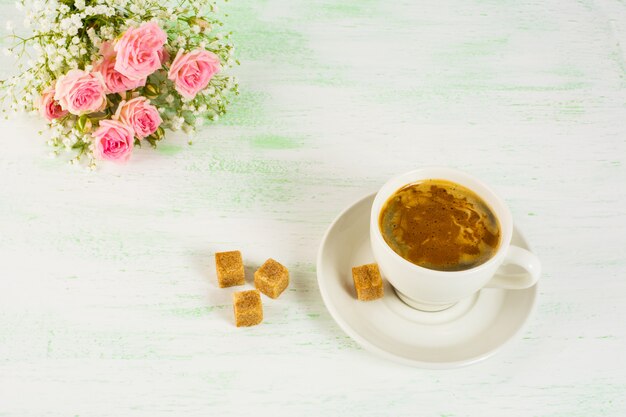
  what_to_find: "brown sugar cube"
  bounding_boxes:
[215,251,245,288]
[254,258,289,299]
[233,289,263,327]
[352,263,384,301]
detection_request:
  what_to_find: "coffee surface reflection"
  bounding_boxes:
[379,179,500,271]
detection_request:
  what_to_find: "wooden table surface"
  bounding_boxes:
[1,1,625,416]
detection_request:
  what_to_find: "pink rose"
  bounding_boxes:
[92,119,135,162]
[158,47,169,65]
[167,49,220,99]
[113,97,162,139]
[114,22,167,80]
[99,41,115,59]
[39,86,68,121]
[54,69,107,115]
[95,55,146,94]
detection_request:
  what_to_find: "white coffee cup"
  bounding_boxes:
[370,167,541,311]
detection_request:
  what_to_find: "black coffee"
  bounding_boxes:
[379,179,500,271]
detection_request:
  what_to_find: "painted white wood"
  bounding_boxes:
[1,0,625,415]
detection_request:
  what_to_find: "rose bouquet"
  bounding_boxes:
[1,0,237,167]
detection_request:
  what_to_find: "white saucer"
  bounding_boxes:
[317,193,538,369]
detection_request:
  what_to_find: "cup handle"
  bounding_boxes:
[485,245,541,290]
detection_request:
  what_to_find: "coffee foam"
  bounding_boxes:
[379,179,500,271]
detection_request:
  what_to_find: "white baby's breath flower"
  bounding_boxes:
[59,17,71,30]
[171,116,185,130]
[99,25,114,38]
[2,0,238,166]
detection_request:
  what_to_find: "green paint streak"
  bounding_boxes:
[187,156,295,175]
[449,37,509,58]
[493,83,588,92]
[179,156,302,210]
[169,305,225,318]
[291,262,316,273]
[219,90,270,127]
[546,66,585,78]
[554,100,585,117]
[157,143,184,156]
[248,134,301,150]
[429,38,509,89]
[307,313,320,319]
[308,0,379,19]
[223,0,349,88]
[224,1,309,62]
